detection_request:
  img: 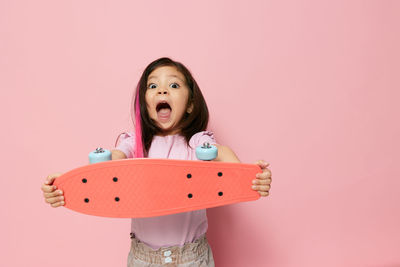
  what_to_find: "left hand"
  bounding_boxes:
[252,160,272,197]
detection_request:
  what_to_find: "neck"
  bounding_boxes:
[155,130,182,137]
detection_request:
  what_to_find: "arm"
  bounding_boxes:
[212,144,241,163]
[111,149,127,160]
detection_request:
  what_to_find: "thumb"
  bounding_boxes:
[44,177,55,185]
[44,173,62,185]
[254,160,270,167]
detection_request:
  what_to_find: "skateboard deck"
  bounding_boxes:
[53,158,261,218]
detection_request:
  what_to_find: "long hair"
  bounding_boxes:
[116,57,210,158]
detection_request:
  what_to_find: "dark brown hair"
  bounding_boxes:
[116,57,209,157]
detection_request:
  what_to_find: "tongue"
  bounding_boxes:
[157,108,171,121]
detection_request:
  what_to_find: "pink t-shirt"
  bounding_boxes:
[115,130,217,250]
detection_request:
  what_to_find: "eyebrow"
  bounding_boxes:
[148,75,185,83]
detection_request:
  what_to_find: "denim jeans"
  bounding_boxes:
[127,233,215,267]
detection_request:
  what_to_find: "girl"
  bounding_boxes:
[41,57,272,266]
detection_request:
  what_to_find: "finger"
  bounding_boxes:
[262,168,272,176]
[252,179,270,185]
[44,176,56,185]
[256,173,267,179]
[41,184,57,193]
[51,201,65,208]
[256,171,271,179]
[258,191,269,197]
[44,190,63,198]
[254,160,270,168]
[252,185,271,191]
[45,195,64,204]
[44,173,63,185]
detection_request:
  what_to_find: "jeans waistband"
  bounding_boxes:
[129,233,209,265]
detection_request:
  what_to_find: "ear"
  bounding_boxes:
[186,102,194,114]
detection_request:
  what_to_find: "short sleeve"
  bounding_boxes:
[189,131,217,149]
[115,131,136,158]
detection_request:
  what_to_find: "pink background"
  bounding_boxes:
[1,0,399,266]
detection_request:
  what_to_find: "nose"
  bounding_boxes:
[157,86,168,95]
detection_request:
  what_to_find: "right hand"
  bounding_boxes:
[41,173,65,208]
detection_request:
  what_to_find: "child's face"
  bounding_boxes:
[145,66,193,135]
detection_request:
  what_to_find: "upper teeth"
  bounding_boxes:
[157,102,171,112]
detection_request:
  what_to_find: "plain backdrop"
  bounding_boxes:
[1,0,399,266]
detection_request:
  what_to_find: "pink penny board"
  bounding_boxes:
[53,158,261,218]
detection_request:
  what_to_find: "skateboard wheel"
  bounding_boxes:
[89,147,112,164]
[196,142,218,161]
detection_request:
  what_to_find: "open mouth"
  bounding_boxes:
[156,102,172,112]
[156,101,172,122]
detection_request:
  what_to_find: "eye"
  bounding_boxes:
[148,83,157,89]
[170,83,180,89]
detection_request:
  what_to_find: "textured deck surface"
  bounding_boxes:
[53,158,261,218]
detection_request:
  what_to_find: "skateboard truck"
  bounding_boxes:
[89,147,111,164]
[195,142,218,161]
[94,147,106,153]
[88,141,218,164]
[202,142,212,148]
